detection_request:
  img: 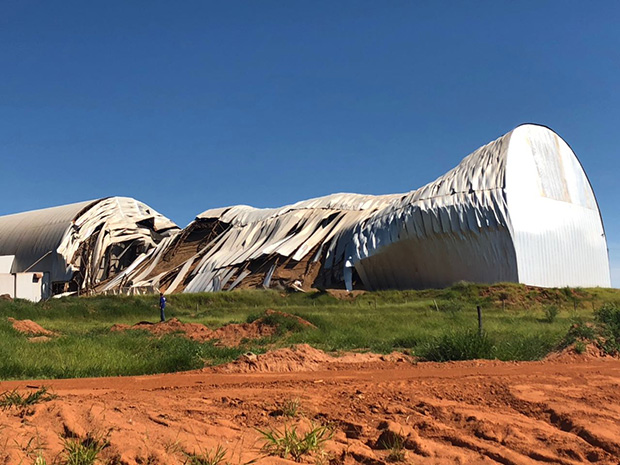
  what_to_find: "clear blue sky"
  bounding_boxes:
[1,1,619,286]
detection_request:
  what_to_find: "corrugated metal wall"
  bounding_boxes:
[506,125,610,287]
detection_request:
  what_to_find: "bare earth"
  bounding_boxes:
[1,349,620,464]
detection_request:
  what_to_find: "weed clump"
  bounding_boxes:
[543,305,559,323]
[257,423,332,461]
[183,445,227,465]
[281,398,301,418]
[62,434,108,465]
[432,299,465,314]
[560,303,620,355]
[382,434,406,462]
[0,386,56,410]
[421,329,493,362]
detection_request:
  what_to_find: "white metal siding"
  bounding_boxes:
[506,125,610,287]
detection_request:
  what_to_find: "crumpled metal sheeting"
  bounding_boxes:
[130,235,177,284]
[113,129,515,293]
[0,197,179,289]
[196,192,398,225]
[164,256,196,294]
[105,124,609,293]
[99,251,153,291]
[56,196,179,289]
[182,205,382,293]
[349,131,513,266]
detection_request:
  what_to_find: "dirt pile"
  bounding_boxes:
[8,317,56,340]
[110,318,275,346]
[545,341,616,363]
[263,308,317,329]
[110,311,314,347]
[214,344,413,373]
[112,318,213,340]
[325,289,367,300]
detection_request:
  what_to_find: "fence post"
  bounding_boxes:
[477,305,483,337]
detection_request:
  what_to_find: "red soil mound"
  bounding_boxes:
[545,341,616,363]
[110,311,314,347]
[8,317,56,337]
[264,308,317,328]
[214,344,413,373]
[326,289,367,300]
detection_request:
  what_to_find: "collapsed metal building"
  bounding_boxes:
[0,197,178,300]
[99,124,611,294]
[0,124,611,300]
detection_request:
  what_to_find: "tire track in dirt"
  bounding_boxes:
[497,384,620,460]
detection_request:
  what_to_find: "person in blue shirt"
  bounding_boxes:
[159,292,166,322]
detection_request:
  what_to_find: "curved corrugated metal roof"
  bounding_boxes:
[0,196,180,286]
[102,124,610,293]
[0,199,99,275]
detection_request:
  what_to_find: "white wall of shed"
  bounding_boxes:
[0,256,15,274]
[0,274,14,297]
[0,273,50,301]
[15,273,48,302]
[505,125,610,287]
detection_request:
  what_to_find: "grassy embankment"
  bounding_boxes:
[1,283,619,380]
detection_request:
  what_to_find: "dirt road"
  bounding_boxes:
[1,353,619,464]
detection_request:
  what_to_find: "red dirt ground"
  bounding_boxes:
[1,347,620,464]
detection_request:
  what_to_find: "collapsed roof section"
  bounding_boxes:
[100,124,610,293]
[100,193,401,294]
[0,197,178,292]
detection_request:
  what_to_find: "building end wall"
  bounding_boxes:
[505,125,611,287]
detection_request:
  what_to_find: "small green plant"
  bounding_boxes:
[543,305,559,323]
[33,455,48,465]
[61,434,108,465]
[383,434,406,462]
[595,303,620,335]
[257,424,332,462]
[17,434,48,464]
[574,341,587,354]
[183,445,228,465]
[163,436,184,456]
[281,398,300,418]
[0,387,56,410]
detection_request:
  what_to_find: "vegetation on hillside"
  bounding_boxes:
[0,283,619,380]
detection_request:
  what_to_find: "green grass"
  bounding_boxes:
[61,434,108,465]
[281,398,301,418]
[0,284,619,380]
[0,386,56,410]
[420,330,494,362]
[183,445,228,465]
[257,424,332,461]
[560,303,620,355]
[382,433,406,462]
